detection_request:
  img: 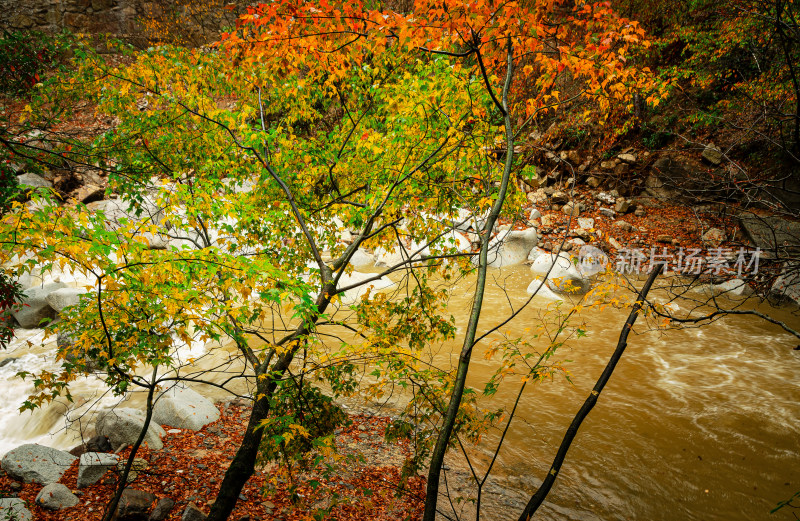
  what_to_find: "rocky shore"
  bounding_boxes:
[0,397,424,521]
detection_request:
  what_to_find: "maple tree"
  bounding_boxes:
[0,0,659,519]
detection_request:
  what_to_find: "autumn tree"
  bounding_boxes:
[0,1,658,520]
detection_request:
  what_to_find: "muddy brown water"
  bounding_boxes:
[1,265,798,521]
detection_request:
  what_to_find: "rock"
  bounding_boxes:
[348,248,374,268]
[528,208,542,221]
[436,230,471,253]
[95,408,166,451]
[35,483,80,510]
[17,172,53,190]
[116,457,148,482]
[656,235,672,243]
[483,228,538,268]
[608,237,624,250]
[561,201,581,217]
[527,246,548,262]
[599,207,616,218]
[0,357,19,368]
[771,262,800,305]
[336,270,396,305]
[182,503,207,521]
[153,386,220,431]
[113,489,156,521]
[614,199,632,214]
[45,287,85,313]
[586,176,601,188]
[613,220,633,232]
[529,252,590,294]
[567,150,581,163]
[1,444,76,485]
[73,183,105,205]
[701,227,726,248]
[577,217,594,230]
[702,143,723,165]
[149,498,176,521]
[600,160,616,170]
[527,189,548,205]
[11,282,68,328]
[570,228,592,241]
[69,435,112,457]
[634,207,647,217]
[540,214,557,228]
[595,192,615,205]
[618,153,637,163]
[614,163,630,175]
[0,498,32,521]
[77,452,119,488]
[525,278,564,300]
[738,212,800,256]
[550,191,570,205]
[712,279,753,297]
[576,245,609,276]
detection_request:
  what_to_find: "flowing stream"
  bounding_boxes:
[1,265,798,520]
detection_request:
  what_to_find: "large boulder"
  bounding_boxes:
[529,252,590,294]
[525,278,564,300]
[77,452,119,488]
[95,408,166,451]
[348,248,374,268]
[11,282,68,328]
[35,483,80,510]
[0,498,32,521]
[1,444,76,484]
[17,172,53,190]
[336,270,396,305]
[45,287,85,313]
[482,228,538,268]
[113,489,156,521]
[771,262,800,305]
[153,386,220,431]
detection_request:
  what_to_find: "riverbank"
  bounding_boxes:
[0,400,425,521]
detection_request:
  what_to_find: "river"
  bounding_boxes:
[1,265,798,520]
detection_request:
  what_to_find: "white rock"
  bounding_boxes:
[525,278,564,300]
[576,245,609,277]
[45,287,85,313]
[712,279,753,297]
[153,386,220,431]
[349,248,374,268]
[530,252,590,294]
[527,246,548,262]
[337,271,396,305]
[12,282,68,328]
[481,228,538,268]
[577,217,595,230]
[95,408,166,451]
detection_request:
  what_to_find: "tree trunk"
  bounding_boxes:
[206,378,270,521]
[422,39,516,521]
